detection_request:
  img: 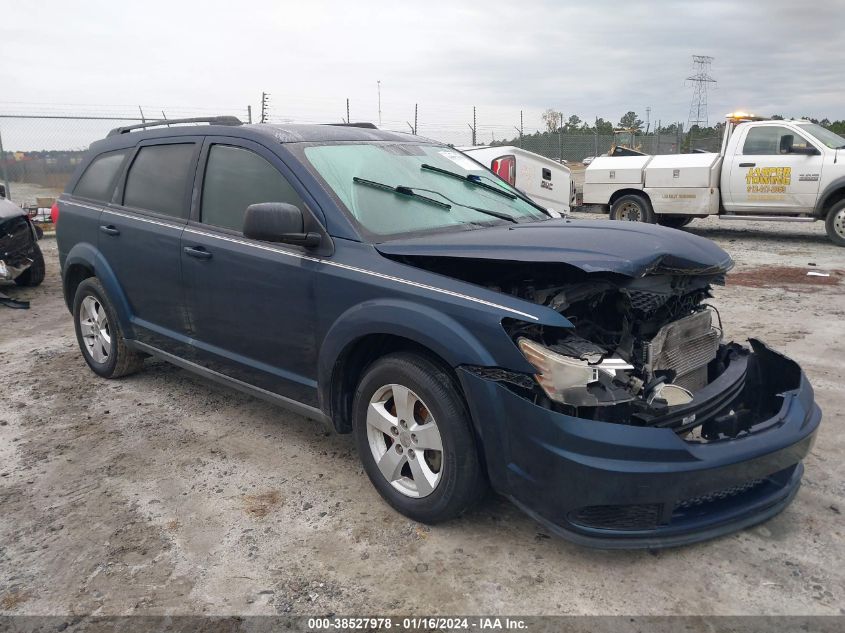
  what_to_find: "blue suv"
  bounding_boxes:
[57,117,821,548]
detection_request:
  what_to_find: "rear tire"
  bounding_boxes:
[824,200,845,247]
[14,244,45,287]
[352,352,487,524]
[610,194,654,223]
[657,215,693,229]
[73,277,145,378]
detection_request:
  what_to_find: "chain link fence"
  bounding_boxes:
[502,131,721,163]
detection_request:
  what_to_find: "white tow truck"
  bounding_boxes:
[583,112,845,245]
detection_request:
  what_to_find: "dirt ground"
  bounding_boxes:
[1,216,844,617]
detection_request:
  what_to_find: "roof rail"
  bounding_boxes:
[323,122,378,129]
[107,115,243,137]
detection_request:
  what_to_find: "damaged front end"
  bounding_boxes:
[0,208,41,283]
[403,255,793,441]
[501,268,794,440]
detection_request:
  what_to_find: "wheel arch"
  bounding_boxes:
[63,242,135,337]
[609,188,651,207]
[816,180,845,218]
[318,300,497,434]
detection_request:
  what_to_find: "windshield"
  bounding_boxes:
[802,123,845,149]
[302,142,549,238]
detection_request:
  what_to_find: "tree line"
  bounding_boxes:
[511,108,845,140]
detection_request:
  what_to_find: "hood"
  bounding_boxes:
[375,219,733,278]
[0,198,26,222]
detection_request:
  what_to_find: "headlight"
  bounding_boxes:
[517,338,633,406]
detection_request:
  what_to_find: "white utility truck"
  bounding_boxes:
[583,113,845,246]
[459,145,575,213]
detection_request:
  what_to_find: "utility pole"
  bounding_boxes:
[645,106,651,134]
[138,106,146,124]
[686,55,716,129]
[377,81,382,127]
[261,92,270,123]
[558,110,563,163]
[414,103,418,135]
[467,107,477,145]
[594,116,599,156]
[247,105,252,124]
[406,103,418,135]
[346,98,350,124]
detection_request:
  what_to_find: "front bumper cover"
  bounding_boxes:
[457,341,821,549]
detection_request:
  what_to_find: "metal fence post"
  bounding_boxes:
[0,124,10,201]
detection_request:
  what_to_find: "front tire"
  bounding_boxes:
[825,200,845,247]
[73,277,145,378]
[352,352,487,524]
[610,194,654,223]
[14,243,45,287]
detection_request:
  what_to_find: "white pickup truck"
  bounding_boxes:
[583,113,845,246]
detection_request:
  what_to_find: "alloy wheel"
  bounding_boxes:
[79,295,112,363]
[365,384,444,498]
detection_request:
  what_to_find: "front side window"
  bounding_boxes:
[73,150,128,201]
[802,123,845,150]
[742,126,813,155]
[123,143,195,218]
[201,145,304,232]
[302,143,548,239]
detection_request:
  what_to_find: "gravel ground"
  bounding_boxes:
[1,217,844,617]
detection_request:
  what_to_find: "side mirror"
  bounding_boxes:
[243,202,321,248]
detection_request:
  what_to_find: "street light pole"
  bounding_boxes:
[377,80,382,127]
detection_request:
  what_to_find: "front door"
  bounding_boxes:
[180,138,321,405]
[725,125,823,213]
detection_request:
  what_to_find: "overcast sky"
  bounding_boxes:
[2,0,844,146]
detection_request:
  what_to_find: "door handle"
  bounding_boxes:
[184,246,212,260]
[99,225,120,236]
[739,162,756,167]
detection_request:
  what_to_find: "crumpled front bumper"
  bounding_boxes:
[457,341,821,549]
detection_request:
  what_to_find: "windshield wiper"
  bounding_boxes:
[352,177,451,210]
[408,186,520,223]
[420,163,517,200]
[422,163,552,217]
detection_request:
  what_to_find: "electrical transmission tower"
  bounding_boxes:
[686,55,716,129]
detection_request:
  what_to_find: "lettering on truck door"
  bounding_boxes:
[725,125,823,213]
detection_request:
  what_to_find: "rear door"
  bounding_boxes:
[180,138,321,404]
[725,125,824,213]
[100,137,201,350]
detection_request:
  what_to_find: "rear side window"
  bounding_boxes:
[73,151,127,201]
[123,144,195,218]
[201,144,304,232]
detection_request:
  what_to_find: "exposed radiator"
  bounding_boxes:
[646,310,720,392]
